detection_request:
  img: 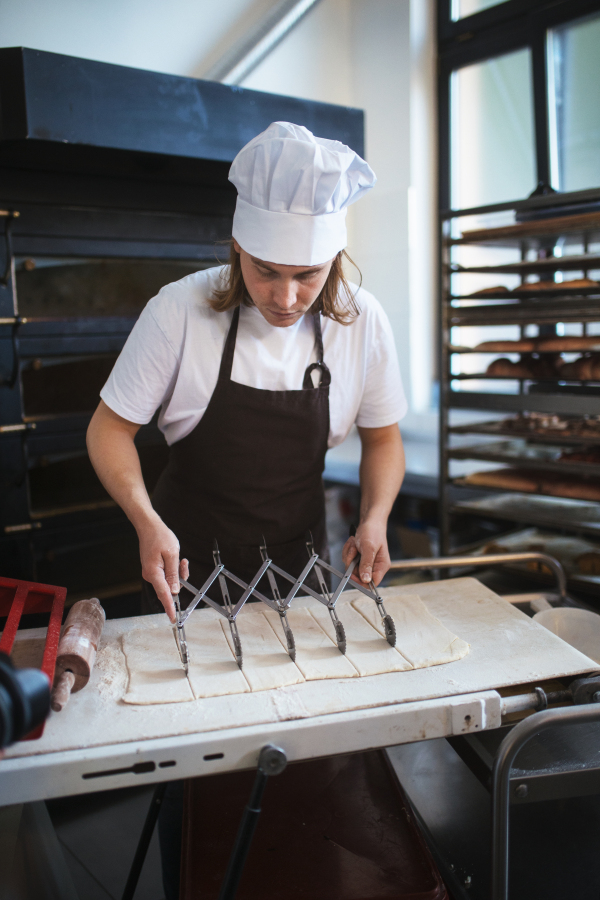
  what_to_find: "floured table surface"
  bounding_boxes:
[5,578,597,760]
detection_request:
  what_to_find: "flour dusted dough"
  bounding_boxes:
[121,596,469,705]
[184,613,250,699]
[263,607,359,680]
[222,608,305,691]
[122,623,193,705]
[310,603,412,676]
[352,594,470,668]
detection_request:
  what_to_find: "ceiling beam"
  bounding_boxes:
[202,0,324,85]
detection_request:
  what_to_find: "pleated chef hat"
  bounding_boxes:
[229,122,376,266]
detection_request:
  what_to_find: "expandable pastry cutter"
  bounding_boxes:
[173,535,396,671]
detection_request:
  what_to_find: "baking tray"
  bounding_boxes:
[451,493,600,539]
[449,420,600,448]
[449,440,600,478]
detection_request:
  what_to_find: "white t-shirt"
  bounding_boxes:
[100,266,407,448]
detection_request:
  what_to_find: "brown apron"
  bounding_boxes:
[141,304,331,610]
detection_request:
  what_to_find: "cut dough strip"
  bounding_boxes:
[263,607,359,681]
[310,603,413,676]
[221,608,305,692]
[352,594,469,668]
[122,623,194,705]
[184,613,251,699]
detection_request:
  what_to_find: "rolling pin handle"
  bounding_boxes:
[51,670,76,712]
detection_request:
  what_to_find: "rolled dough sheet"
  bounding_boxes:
[122,623,193,705]
[221,608,305,692]
[263,607,359,680]
[184,613,251,699]
[352,593,470,668]
[310,603,413,676]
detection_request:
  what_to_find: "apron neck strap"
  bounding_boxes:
[312,311,325,365]
[218,306,329,386]
[218,306,240,383]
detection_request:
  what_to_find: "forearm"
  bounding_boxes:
[358,425,405,527]
[86,402,156,533]
[342,424,405,585]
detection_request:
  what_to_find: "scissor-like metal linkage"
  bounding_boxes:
[172,536,396,672]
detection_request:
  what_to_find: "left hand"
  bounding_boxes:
[342,519,390,587]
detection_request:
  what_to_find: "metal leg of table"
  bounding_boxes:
[217,745,287,900]
[121,782,167,900]
[491,703,600,900]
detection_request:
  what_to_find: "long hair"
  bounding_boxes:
[209,242,362,325]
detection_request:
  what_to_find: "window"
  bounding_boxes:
[439,0,600,212]
[548,11,600,192]
[451,48,536,209]
[451,0,508,22]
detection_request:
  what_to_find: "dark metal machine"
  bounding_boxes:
[0,47,364,603]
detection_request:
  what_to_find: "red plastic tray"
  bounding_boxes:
[0,575,66,739]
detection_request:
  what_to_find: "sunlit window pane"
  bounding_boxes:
[549,12,600,192]
[451,0,508,21]
[451,48,536,210]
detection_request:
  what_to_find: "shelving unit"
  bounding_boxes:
[439,190,600,598]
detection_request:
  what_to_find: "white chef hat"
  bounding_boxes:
[229,121,376,266]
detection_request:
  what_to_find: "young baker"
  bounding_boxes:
[87,121,407,897]
[87,121,407,616]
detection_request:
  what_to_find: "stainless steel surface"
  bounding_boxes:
[491,704,600,900]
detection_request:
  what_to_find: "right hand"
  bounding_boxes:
[138,516,189,622]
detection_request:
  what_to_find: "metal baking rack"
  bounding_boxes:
[440,192,600,592]
[173,538,396,672]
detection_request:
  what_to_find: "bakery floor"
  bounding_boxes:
[46,785,164,900]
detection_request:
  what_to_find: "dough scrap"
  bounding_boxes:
[221,608,305,692]
[122,623,193,705]
[352,594,470,668]
[310,603,413,676]
[263,607,359,681]
[184,613,251,699]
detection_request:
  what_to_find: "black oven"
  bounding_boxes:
[0,47,363,605]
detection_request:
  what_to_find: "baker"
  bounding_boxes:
[88,121,407,617]
[87,121,407,897]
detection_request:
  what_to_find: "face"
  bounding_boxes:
[234,240,334,327]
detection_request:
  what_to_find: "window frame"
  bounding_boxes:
[438,0,600,214]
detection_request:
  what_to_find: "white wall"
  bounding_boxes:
[0,0,275,77]
[243,0,438,427]
[1,0,438,429]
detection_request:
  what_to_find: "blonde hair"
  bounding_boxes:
[210,242,361,325]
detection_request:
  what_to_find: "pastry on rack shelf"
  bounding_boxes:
[462,467,600,500]
[537,336,600,353]
[485,357,532,378]
[485,354,560,378]
[474,338,537,352]
[576,551,600,575]
[558,446,600,464]
[467,285,512,297]
[557,354,600,381]
[516,278,600,292]
[462,468,541,492]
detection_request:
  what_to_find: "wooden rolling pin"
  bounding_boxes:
[51,598,105,712]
